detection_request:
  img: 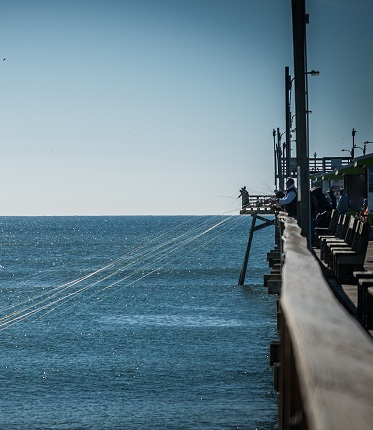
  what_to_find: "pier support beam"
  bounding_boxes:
[238,214,275,285]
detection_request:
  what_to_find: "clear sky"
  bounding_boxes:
[0,0,371,215]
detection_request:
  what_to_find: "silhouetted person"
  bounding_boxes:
[238,186,250,209]
[337,188,349,215]
[327,188,337,210]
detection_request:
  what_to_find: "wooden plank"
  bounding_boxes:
[280,216,373,430]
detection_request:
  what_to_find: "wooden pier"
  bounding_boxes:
[268,214,373,430]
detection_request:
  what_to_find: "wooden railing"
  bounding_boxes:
[239,194,275,215]
[277,215,373,429]
[276,156,351,180]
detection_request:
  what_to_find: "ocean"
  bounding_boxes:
[0,215,278,429]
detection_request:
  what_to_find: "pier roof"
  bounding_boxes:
[354,154,373,168]
[334,165,365,176]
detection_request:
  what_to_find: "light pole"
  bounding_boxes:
[285,68,319,180]
[285,66,292,179]
[277,128,286,191]
[341,148,353,160]
[363,141,373,155]
[352,128,356,159]
[273,129,277,189]
[341,147,364,162]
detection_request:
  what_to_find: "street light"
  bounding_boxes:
[343,145,364,157]
[306,70,320,76]
[363,141,373,155]
[286,67,319,179]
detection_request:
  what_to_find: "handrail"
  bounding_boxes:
[278,216,373,429]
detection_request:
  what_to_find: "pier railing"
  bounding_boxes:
[277,215,373,430]
[239,194,275,215]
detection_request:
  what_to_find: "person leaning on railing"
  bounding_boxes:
[271,177,297,218]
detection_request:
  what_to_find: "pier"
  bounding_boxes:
[237,0,373,427]
[266,213,373,430]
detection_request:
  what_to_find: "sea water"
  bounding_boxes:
[0,216,278,429]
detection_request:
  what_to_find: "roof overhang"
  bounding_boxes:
[334,165,365,176]
[310,171,344,181]
[354,154,373,168]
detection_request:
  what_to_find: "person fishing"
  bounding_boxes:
[274,177,297,217]
[238,186,250,209]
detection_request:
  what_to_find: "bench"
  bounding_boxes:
[314,209,339,245]
[319,215,350,261]
[322,217,359,268]
[355,278,373,329]
[332,221,371,282]
[366,287,373,329]
[314,209,339,248]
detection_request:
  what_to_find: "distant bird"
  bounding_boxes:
[2,58,5,61]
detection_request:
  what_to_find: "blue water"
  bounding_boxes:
[0,216,278,429]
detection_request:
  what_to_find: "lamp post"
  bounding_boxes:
[363,141,373,155]
[277,128,286,191]
[285,66,292,179]
[341,148,353,160]
[273,129,277,189]
[342,143,363,159]
[306,70,320,77]
[285,67,319,180]
[351,128,356,159]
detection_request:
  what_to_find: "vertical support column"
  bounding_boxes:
[292,0,311,248]
[274,129,278,190]
[238,215,257,286]
[285,66,291,179]
[277,128,284,191]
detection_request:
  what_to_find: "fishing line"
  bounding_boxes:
[0,215,220,313]
[0,195,247,328]
[29,222,231,322]
[38,215,244,321]
[1,204,246,323]
[35,216,238,323]
[0,216,241,330]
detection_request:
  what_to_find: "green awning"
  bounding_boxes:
[310,170,344,181]
[354,154,373,168]
[322,171,344,180]
[334,165,365,175]
[310,172,323,181]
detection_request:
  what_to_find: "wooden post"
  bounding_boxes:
[238,215,275,285]
[238,215,257,285]
[285,66,291,179]
[292,0,311,248]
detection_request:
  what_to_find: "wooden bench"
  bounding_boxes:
[323,217,360,269]
[366,287,373,329]
[356,278,373,320]
[332,221,371,282]
[314,209,339,248]
[319,215,350,261]
[354,277,373,328]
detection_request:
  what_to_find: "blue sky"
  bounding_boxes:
[0,0,371,215]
